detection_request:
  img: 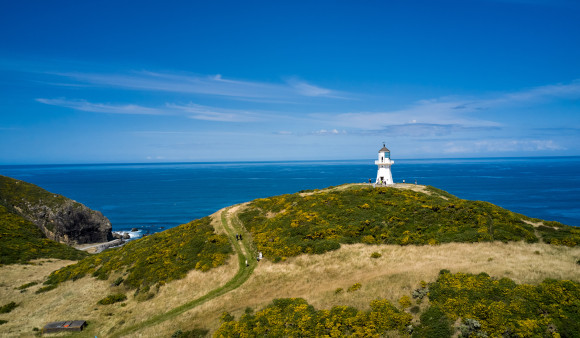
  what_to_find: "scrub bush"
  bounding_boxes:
[98,293,127,305]
[238,185,578,260]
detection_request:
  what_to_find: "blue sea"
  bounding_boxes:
[1,157,579,235]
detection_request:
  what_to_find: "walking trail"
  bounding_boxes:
[112,183,422,336]
[111,204,256,337]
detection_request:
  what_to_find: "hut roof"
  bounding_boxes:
[43,320,86,333]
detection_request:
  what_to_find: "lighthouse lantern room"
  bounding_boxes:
[375,143,394,185]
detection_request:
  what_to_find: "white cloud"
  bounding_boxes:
[36,98,263,122]
[315,100,501,131]
[48,71,346,102]
[443,139,563,153]
[310,79,580,133]
[313,129,345,135]
[492,80,580,105]
[286,78,331,97]
[36,98,166,115]
[167,103,261,122]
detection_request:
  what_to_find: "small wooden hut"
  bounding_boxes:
[42,320,86,333]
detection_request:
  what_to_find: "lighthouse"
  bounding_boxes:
[375,144,394,185]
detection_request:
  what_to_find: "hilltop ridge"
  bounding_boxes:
[239,183,579,261]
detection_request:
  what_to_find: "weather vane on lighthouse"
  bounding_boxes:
[375,143,394,185]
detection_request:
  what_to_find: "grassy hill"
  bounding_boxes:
[215,270,580,337]
[0,205,88,264]
[0,175,112,244]
[44,216,233,296]
[239,184,579,261]
[1,183,579,337]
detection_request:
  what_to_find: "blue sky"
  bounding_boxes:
[1,0,579,164]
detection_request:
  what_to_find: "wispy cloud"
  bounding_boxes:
[359,123,501,137]
[443,139,563,153]
[312,129,346,135]
[36,98,166,115]
[36,98,264,122]
[313,100,501,131]
[310,80,580,133]
[48,70,346,102]
[167,103,261,122]
[285,77,348,98]
[492,80,580,104]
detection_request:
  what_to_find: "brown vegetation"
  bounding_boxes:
[131,240,579,336]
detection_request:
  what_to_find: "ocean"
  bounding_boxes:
[1,157,579,236]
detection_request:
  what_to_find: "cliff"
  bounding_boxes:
[0,175,113,245]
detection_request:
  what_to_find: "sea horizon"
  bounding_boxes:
[1,156,579,235]
[2,154,580,168]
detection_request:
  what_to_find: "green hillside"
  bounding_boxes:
[215,271,580,338]
[0,205,88,264]
[45,216,232,295]
[0,175,112,244]
[45,184,577,293]
[0,175,69,215]
[2,183,579,337]
[238,185,579,260]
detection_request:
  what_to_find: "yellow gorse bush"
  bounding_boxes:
[44,216,232,294]
[238,185,579,261]
[428,271,580,337]
[214,297,411,337]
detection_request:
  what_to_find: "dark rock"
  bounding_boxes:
[122,233,131,239]
[131,228,138,232]
[0,175,113,245]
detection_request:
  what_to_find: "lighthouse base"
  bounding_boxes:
[376,167,393,185]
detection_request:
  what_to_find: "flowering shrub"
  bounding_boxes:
[214,297,412,337]
[239,185,577,260]
[44,217,232,294]
[425,271,580,337]
[97,293,127,305]
[347,283,362,292]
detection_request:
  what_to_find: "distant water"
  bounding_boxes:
[1,157,579,234]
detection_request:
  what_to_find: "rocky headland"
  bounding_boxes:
[0,175,113,245]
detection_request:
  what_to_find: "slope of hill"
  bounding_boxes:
[0,205,88,264]
[44,216,233,295]
[1,183,578,337]
[239,184,579,260]
[215,270,580,337]
[0,175,112,245]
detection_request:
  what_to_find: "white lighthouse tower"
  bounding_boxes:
[375,143,394,185]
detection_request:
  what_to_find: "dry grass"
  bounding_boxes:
[133,241,580,337]
[300,183,435,197]
[2,201,578,337]
[0,255,238,337]
[0,211,238,337]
